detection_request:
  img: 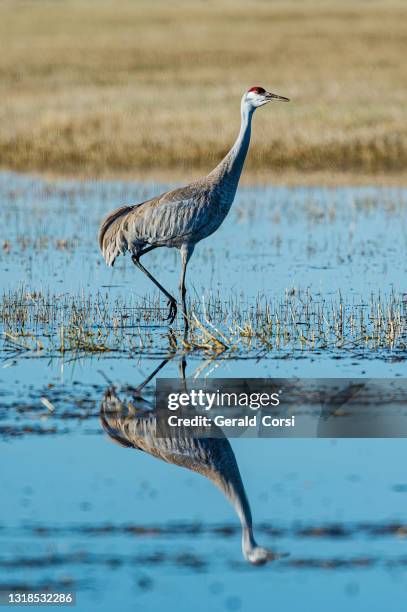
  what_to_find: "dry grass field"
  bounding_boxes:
[0,0,406,181]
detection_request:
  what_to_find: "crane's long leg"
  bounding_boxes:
[179,244,194,332]
[132,249,177,324]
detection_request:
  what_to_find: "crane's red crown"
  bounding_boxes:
[248,86,266,94]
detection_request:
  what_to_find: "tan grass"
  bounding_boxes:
[0,0,406,181]
[1,288,406,355]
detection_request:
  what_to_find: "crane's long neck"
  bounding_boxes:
[209,100,254,206]
[219,471,258,557]
[205,447,264,563]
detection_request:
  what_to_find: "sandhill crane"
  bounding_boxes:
[100,358,278,565]
[99,87,289,328]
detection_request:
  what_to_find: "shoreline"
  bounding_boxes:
[2,166,406,189]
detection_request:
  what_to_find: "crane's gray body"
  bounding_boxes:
[99,180,223,266]
[99,100,252,267]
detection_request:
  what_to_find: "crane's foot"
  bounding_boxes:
[166,299,177,324]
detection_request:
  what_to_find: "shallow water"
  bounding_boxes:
[1,172,407,611]
[1,172,406,299]
[2,362,407,612]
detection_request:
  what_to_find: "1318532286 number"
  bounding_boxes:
[4,592,75,605]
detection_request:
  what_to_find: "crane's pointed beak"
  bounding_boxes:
[266,91,290,102]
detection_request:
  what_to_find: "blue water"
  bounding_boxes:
[1,172,407,611]
[1,171,406,298]
[2,422,407,611]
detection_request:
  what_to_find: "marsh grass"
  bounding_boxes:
[1,288,406,357]
[0,0,406,180]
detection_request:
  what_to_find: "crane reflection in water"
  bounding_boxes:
[99,356,281,566]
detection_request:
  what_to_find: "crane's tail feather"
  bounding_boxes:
[98,205,133,266]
